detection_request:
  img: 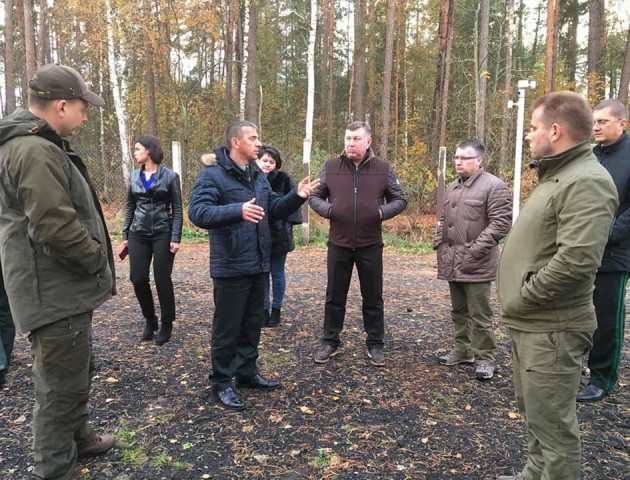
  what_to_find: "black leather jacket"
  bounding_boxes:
[122,165,183,242]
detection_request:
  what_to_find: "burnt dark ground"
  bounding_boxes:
[0,243,628,479]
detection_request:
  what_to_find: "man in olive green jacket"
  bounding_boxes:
[497,92,618,480]
[0,64,116,480]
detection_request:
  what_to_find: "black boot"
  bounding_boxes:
[261,309,270,328]
[141,316,159,341]
[155,323,172,346]
[268,308,281,327]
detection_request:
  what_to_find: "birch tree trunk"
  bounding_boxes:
[379,0,396,159]
[143,0,157,136]
[105,0,131,186]
[239,0,250,120]
[302,0,317,244]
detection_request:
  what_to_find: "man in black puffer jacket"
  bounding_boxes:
[188,121,319,411]
[578,99,630,402]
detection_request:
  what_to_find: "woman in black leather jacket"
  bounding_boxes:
[256,145,302,327]
[122,136,183,345]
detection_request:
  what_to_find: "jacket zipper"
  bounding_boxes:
[353,165,359,249]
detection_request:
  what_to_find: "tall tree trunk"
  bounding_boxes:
[477,0,490,141]
[326,0,335,152]
[105,0,131,186]
[4,0,16,114]
[429,0,454,169]
[587,0,606,104]
[544,0,560,93]
[500,0,515,170]
[224,0,238,122]
[37,0,48,66]
[143,0,157,136]
[17,0,28,106]
[239,0,250,120]
[531,2,543,70]
[22,0,36,81]
[244,0,259,123]
[367,0,377,128]
[379,0,396,159]
[565,0,580,88]
[352,0,366,120]
[302,0,317,244]
[619,23,630,104]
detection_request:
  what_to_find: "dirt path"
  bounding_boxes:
[0,243,628,479]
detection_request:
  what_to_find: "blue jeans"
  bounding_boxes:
[263,254,287,310]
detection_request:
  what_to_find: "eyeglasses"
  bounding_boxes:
[453,155,480,161]
[593,119,620,127]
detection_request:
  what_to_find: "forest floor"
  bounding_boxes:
[1,242,629,480]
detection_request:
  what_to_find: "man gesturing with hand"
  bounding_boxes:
[189,121,318,411]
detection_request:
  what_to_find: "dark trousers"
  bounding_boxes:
[128,231,176,324]
[210,274,265,389]
[588,271,628,391]
[323,242,384,348]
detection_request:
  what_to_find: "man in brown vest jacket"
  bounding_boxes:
[309,121,407,366]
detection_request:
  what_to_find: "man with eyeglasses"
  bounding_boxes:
[577,98,630,402]
[434,139,512,381]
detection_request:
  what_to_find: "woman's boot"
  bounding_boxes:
[141,316,159,341]
[155,322,172,345]
[268,308,281,327]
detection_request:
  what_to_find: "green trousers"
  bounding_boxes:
[448,281,496,364]
[509,329,592,480]
[29,312,95,480]
[0,264,16,369]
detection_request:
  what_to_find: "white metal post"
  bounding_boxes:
[171,141,182,190]
[507,80,536,224]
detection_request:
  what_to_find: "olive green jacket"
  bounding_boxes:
[0,109,114,333]
[498,141,617,332]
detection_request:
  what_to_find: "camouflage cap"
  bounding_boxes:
[29,63,104,107]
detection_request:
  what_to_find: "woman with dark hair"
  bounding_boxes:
[256,145,302,327]
[122,135,183,345]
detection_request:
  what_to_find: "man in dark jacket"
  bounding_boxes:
[578,99,630,402]
[188,121,319,411]
[435,139,512,381]
[497,92,617,480]
[309,121,407,366]
[0,64,116,480]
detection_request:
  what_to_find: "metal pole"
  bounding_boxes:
[508,80,536,224]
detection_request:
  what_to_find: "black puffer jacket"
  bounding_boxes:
[122,165,183,242]
[595,132,630,272]
[267,169,302,256]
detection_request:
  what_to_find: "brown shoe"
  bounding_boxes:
[77,433,115,457]
[314,344,338,363]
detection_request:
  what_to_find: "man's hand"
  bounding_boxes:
[297,177,321,199]
[170,242,181,254]
[242,198,265,224]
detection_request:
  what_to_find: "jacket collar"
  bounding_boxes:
[340,147,376,168]
[529,141,592,179]
[593,131,629,158]
[458,167,485,186]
